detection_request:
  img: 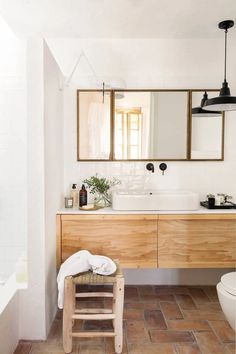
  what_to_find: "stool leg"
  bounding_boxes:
[63,276,75,353]
[113,277,124,354]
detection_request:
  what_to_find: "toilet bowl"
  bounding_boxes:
[216,271,236,331]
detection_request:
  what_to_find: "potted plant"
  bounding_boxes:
[83,175,120,208]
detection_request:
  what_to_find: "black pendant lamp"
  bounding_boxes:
[192,91,221,117]
[203,20,236,112]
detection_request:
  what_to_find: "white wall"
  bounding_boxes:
[0,16,27,281]
[48,38,236,285]
[19,38,46,340]
[45,38,236,200]
[19,38,64,340]
[43,41,64,334]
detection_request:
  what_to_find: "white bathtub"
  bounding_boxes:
[0,274,27,354]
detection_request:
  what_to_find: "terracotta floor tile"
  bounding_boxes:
[144,309,167,329]
[209,320,236,343]
[72,319,83,331]
[203,286,219,302]
[140,290,175,302]
[125,301,160,310]
[30,349,67,354]
[175,294,197,310]
[175,343,202,354]
[196,302,223,311]
[167,319,211,331]
[156,294,176,302]
[150,330,195,343]
[124,286,139,301]
[14,342,32,354]
[188,288,211,304]
[104,298,113,307]
[30,342,75,354]
[182,309,225,321]
[194,330,226,354]
[15,285,233,354]
[93,285,113,292]
[139,293,159,302]
[126,320,150,343]
[83,320,113,331]
[55,310,63,319]
[160,301,183,320]
[123,308,144,320]
[77,344,104,354]
[155,286,189,295]
[46,319,63,342]
[104,334,128,354]
[224,343,236,354]
[77,300,104,309]
[128,343,176,354]
[137,285,155,295]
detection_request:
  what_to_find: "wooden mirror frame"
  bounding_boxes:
[77,89,225,161]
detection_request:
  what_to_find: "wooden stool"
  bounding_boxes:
[63,261,124,354]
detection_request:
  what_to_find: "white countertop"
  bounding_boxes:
[57,206,236,215]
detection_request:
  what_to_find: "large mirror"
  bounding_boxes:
[77,89,225,161]
[114,91,188,160]
[191,91,224,160]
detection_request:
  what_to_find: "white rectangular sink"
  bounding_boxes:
[112,190,199,211]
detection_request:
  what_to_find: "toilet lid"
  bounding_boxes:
[221,272,236,296]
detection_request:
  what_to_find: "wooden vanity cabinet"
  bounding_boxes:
[158,214,236,268]
[57,213,236,269]
[57,214,158,268]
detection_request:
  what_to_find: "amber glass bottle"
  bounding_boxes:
[79,184,87,207]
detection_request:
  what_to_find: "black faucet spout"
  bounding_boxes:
[146,163,154,173]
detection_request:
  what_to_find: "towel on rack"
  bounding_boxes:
[57,250,117,309]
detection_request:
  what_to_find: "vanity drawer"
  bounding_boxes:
[58,214,158,268]
[158,214,236,268]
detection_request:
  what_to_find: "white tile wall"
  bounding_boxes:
[0,19,27,280]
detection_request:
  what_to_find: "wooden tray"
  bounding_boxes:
[79,204,103,211]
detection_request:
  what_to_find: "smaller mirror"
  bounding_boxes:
[77,91,111,160]
[191,91,224,160]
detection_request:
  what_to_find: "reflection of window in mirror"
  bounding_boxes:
[191,91,223,160]
[114,91,188,160]
[77,91,111,160]
[115,108,142,159]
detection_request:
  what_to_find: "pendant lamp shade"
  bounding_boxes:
[204,20,236,112]
[192,91,221,117]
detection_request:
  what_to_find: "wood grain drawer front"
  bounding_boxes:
[61,215,158,268]
[158,215,236,268]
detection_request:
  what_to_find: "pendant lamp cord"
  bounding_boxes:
[224,28,228,82]
[102,82,105,103]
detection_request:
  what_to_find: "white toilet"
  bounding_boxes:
[217,271,236,331]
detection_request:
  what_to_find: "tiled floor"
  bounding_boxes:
[14,285,235,354]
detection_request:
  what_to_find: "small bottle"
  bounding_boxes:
[79,184,87,207]
[215,193,225,206]
[65,197,73,208]
[70,184,79,208]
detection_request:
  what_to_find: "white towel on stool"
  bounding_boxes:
[57,250,117,309]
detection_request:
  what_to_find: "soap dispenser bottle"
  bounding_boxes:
[70,183,79,208]
[79,184,87,207]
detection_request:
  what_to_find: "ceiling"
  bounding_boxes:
[0,0,236,38]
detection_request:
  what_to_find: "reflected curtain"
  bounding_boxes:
[148,92,158,158]
[87,102,110,159]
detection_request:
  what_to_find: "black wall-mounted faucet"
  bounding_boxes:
[146,163,154,173]
[159,163,167,175]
